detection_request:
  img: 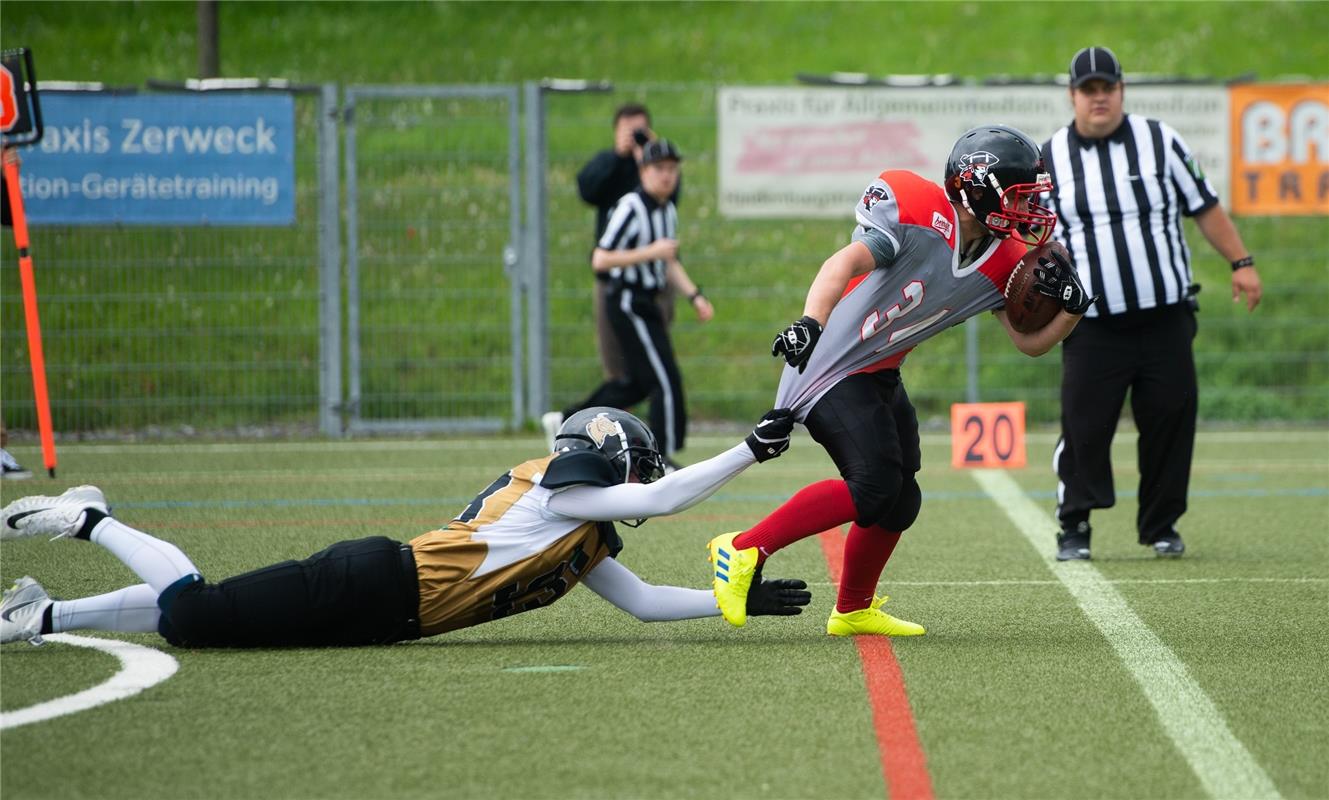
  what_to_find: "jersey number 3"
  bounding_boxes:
[859,280,950,348]
[491,545,593,620]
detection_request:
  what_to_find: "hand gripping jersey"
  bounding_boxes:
[775,170,1028,418]
[409,453,622,636]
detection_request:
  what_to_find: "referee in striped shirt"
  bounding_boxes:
[556,139,713,467]
[1042,46,1263,561]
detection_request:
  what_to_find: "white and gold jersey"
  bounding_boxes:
[409,455,619,636]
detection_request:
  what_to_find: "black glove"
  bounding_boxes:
[1032,247,1095,315]
[746,408,794,462]
[771,316,822,373]
[745,565,812,616]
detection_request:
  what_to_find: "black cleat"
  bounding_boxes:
[1151,531,1185,558]
[1056,521,1092,561]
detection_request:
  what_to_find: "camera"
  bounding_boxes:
[632,128,651,147]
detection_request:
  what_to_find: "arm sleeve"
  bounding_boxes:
[1163,124,1220,216]
[854,227,898,269]
[577,151,625,206]
[580,557,720,622]
[851,177,902,268]
[545,443,755,522]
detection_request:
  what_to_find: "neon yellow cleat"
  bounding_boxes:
[708,531,759,627]
[826,595,926,637]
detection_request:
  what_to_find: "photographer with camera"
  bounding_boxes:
[546,105,685,450]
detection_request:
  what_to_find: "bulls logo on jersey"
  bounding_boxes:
[956,151,1000,188]
[862,185,889,211]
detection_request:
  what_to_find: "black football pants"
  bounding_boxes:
[804,369,922,529]
[159,536,422,648]
[1054,305,1197,543]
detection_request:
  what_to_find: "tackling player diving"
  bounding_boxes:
[1,408,808,648]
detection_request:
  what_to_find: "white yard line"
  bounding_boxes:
[0,634,178,731]
[971,469,1282,800]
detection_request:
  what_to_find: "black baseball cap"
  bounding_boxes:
[639,138,682,166]
[1070,46,1123,88]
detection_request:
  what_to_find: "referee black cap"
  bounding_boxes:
[639,138,682,166]
[1070,46,1123,88]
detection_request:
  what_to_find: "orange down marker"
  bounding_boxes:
[950,402,1026,469]
[4,154,57,477]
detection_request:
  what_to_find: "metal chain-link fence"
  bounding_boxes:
[342,86,522,434]
[1,86,338,436]
[543,82,1327,427]
[3,81,1324,438]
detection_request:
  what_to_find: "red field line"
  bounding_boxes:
[818,528,934,800]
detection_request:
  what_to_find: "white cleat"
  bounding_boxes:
[1,447,33,480]
[541,411,564,452]
[1,576,53,645]
[2,485,109,541]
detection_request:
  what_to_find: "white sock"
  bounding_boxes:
[90,517,201,593]
[51,584,161,634]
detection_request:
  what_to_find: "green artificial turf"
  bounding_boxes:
[1,430,1325,798]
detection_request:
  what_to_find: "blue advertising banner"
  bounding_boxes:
[17,93,295,225]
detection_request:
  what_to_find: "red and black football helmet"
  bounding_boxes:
[944,124,1056,246]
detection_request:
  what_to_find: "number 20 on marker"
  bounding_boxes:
[950,402,1027,469]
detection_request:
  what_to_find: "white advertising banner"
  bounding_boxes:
[718,86,1229,218]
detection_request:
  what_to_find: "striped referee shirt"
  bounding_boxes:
[1042,114,1220,317]
[597,187,678,293]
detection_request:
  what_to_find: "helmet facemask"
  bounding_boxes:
[981,172,1057,246]
[611,445,666,486]
[602,424,666,528]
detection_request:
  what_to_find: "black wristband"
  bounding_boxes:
[689,286,704,302]
[1231,256,1254,271]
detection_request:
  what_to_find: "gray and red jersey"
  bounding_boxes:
[774,170,1027,418]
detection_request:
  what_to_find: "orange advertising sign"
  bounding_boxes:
[950,402,1027,469]
[1229,83,1329,216]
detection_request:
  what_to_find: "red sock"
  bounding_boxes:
[836,524,903,613]
[733,479,857,562]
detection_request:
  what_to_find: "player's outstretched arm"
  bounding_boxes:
[545,411,794,522]
[581,557,810,622]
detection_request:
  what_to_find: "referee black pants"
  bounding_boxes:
[566,287,686,456]
[1054,304,1197,544]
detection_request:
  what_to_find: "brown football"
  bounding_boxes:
[1003,242,1069,334]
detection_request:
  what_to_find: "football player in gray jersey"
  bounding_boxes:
[708,125,1093,636]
